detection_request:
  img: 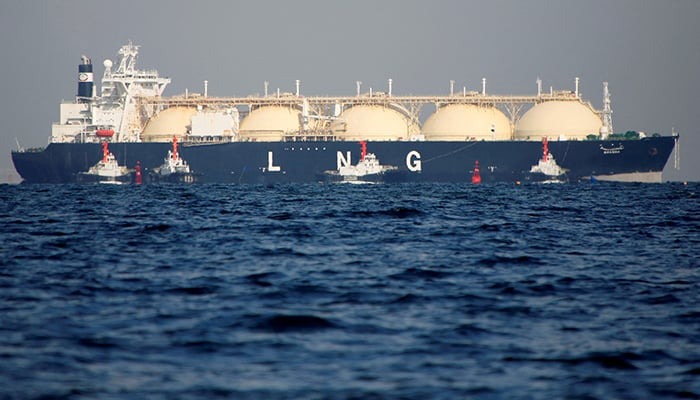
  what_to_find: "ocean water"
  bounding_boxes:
[1,182,699,399]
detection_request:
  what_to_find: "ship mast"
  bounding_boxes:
[98,42,171,142]
[601,82,613,138]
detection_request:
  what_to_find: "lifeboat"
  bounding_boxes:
[96,128,115,137]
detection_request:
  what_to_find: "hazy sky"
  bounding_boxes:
[1,0,698,182]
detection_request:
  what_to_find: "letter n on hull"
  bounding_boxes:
[337,151,351,170]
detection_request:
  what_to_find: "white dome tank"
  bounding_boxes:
[141,107,197,142]
[422,104,512,141]
[239,106,301,142]
[515,100,602,141]
[332,105,419,141]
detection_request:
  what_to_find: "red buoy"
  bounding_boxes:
[134,161,142,185]
[471,160,481,184]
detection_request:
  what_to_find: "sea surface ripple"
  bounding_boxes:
[1,182,699,399]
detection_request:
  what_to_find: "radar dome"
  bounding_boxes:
[515,101,602,141]
[141,107,197,142]
[422,104,512,141]
[103,59,113,69]
[332,105,419,141]
[239,106,301,142]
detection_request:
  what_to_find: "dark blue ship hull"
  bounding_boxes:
[12,136,676,184]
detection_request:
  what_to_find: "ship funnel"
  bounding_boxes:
[77,55,93,101]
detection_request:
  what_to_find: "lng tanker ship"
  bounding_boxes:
[12,43,678,184]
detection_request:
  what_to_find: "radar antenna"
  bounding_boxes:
[117,41,140,75]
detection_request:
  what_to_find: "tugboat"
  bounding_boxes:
[324,141,398,184]
[77,141,131,184]
[149,136,200,183]
[529,137,567,183]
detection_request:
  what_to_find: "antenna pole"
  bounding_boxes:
[601,81,613,138]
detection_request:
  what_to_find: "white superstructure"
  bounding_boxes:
[530,152,565,177]
[51,42,171,143]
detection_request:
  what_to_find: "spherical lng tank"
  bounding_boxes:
[239,106,301,142]
[141,107,197,142]
[515,100,602,141]
[332,105,420,141]
[421,104,512,141]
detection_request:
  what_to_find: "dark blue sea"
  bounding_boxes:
[1,182,699,399]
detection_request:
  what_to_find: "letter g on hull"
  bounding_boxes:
[406,150,422,172]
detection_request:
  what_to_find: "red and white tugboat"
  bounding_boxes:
[324,141,398,184]
[529,137,567,183]
[78,141,131,184]
[150,136,200,183]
